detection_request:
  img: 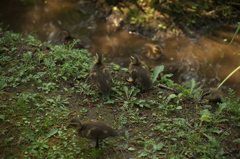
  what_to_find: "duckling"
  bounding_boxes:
[200,88,223,103]
[59,30,84,49]
[141,43,163,60]
[128,54,151,91]
[90,53,111,96]
[67,118,118,148]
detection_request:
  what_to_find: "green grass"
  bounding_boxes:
[0,28,240,158]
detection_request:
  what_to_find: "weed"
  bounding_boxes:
[222,88,240,117]
[75,80,95,96]
[0,80,7,90]
[128,108,147,124]
[138,139,164,158]
[177,79,201,97]
[151,65,164,83]
[159,74,174,86]
[38,82,58,93]
[46,95,69,108]
[230,22,240,44]
[123,86,140,101]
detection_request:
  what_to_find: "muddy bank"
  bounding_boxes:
[83,0,240,38]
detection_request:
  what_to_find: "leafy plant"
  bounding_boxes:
[46,95,69,108]
[177,79,201,97]
[37,82,58,93]
[0,80,7,90]
[123,86,140,100]
[151,65,164,83]
[159,74,174,86]
[222,88,240,117]
[138,139,164,158]
[200,109,212,122]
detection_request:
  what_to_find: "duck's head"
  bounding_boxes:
[141,44,163,60]
[130,54,141,65]
[60,30,71,39]
[200,88,211,100]
[200,88,222,103]
[94,52,103,64]
[67,118,82,129]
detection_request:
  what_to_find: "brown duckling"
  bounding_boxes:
[60,30,84,49]
[128,54,151,91]
[67,118,118,148]
[141,43,163,60]
[200,88,223,103]
[90,53,111,96]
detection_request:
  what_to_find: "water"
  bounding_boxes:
[0,0,239,96]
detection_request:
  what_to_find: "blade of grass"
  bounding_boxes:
[217,66,240,89]
[229,22,240,44]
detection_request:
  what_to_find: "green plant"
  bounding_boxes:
[123,86,140,101]
[151,65,164,83]
[117,113,128,127]
[0,80,7,90]
[75,80,95,96]
[68,39,80,50]
[29,138,49,155]
[128,108,147,124]
[177,79,201,97]
[138,139,164,158]
[159,74,174,86]
[230,22,240,44]
[222,88,240,117]
[46,95,69,108]
[37,82,58,93]
[158,93,183,113]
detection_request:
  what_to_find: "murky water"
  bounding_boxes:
[1,0,239,96]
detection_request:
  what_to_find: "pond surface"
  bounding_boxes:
[0,0,239,96]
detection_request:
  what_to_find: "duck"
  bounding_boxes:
[141,43,163,60]
[200,88,223,103]
[90,53,111,96]
[128,54,151,91]
[67,118,118,148]
[59,30,84,49]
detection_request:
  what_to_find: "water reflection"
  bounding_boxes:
[0,0,239,96]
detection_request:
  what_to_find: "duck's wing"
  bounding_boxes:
[90,66,111,95]
[83,121,118,140]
